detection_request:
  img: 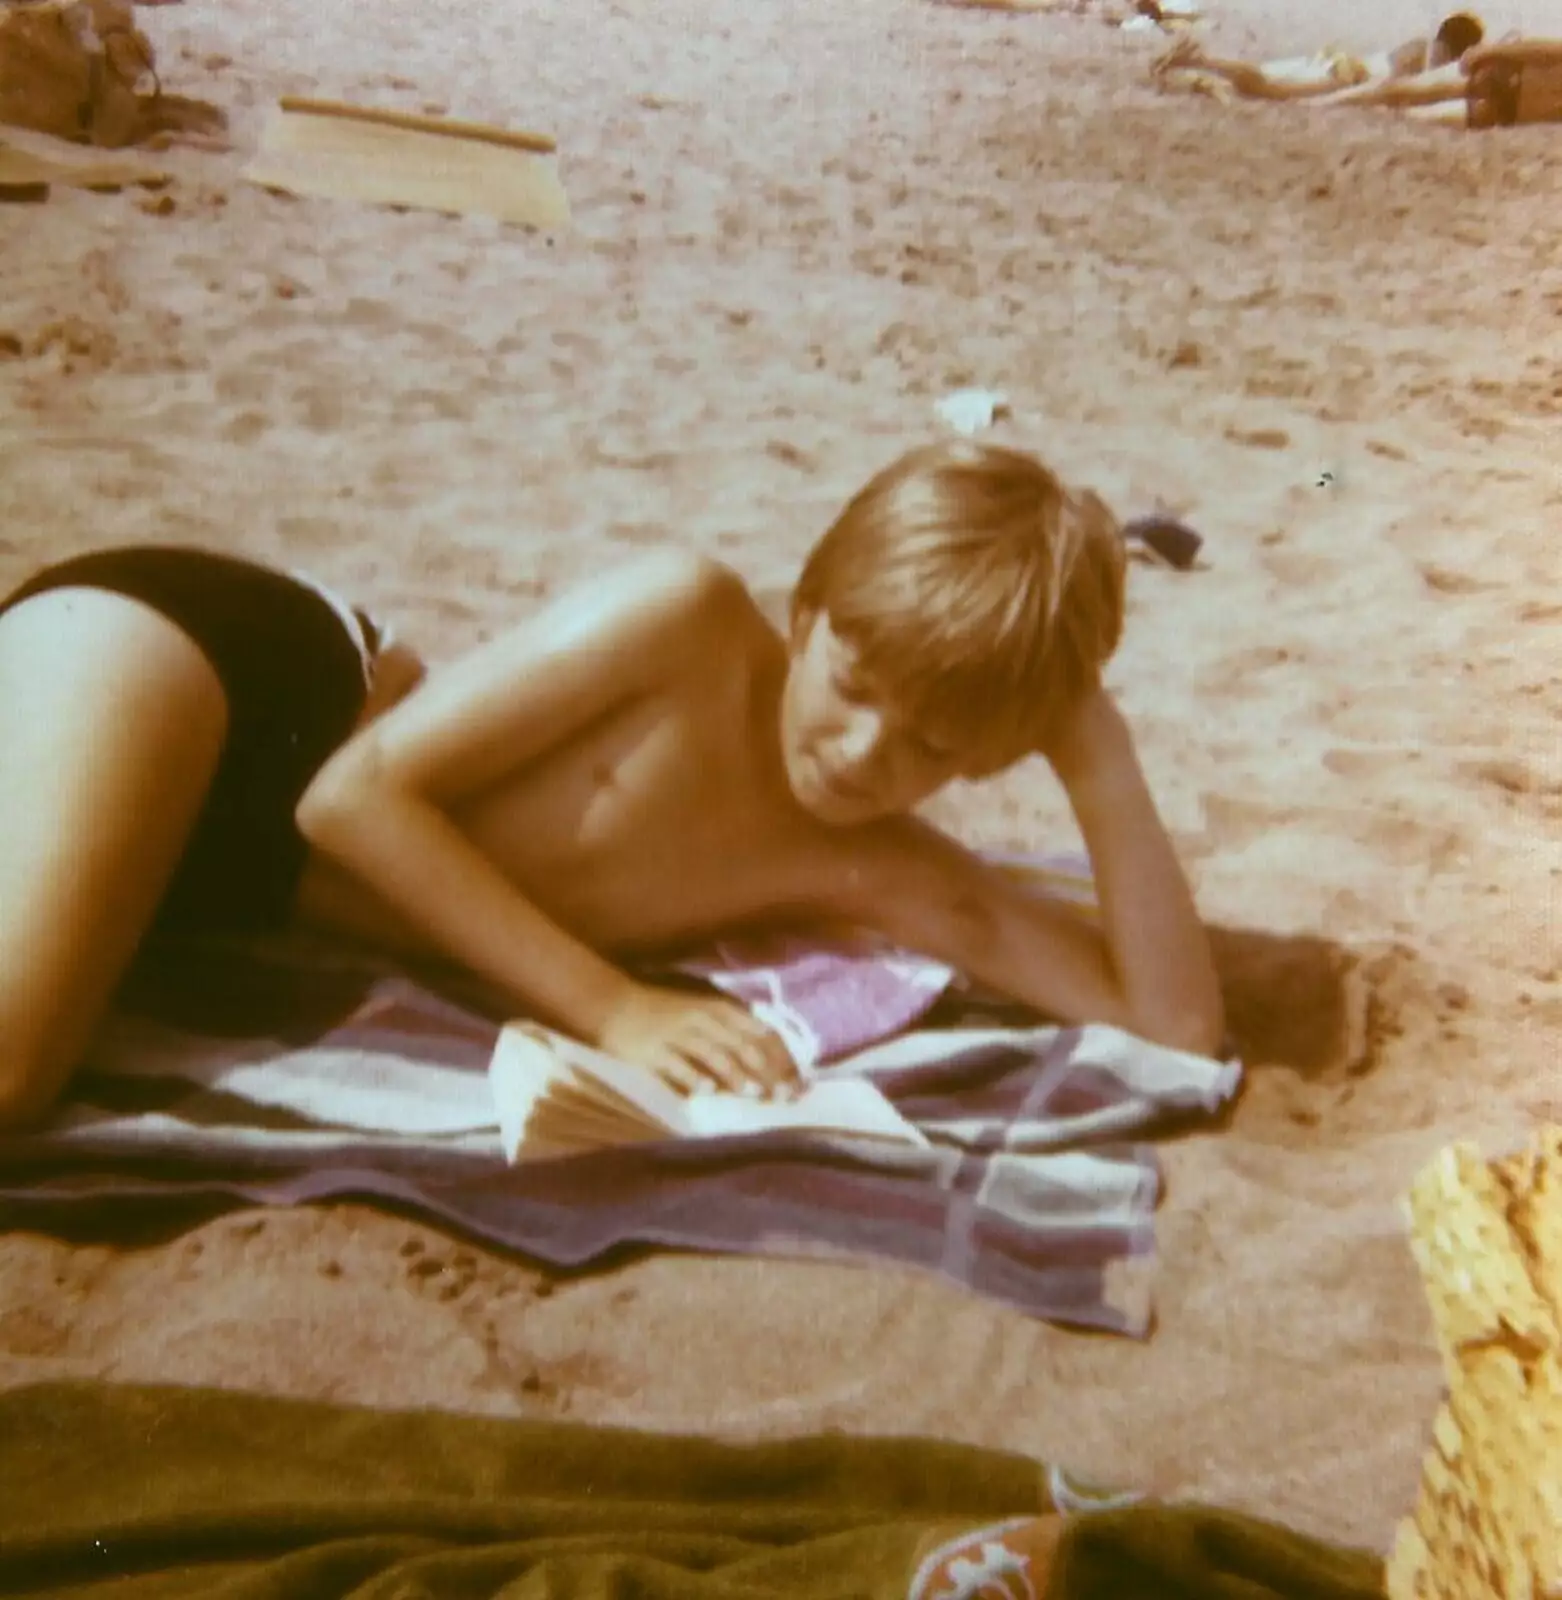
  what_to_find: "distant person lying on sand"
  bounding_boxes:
[1155,14,1562,127]
[0,443,1224,1130]
[1153,11,1484,100]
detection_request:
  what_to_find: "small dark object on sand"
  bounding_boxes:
[1122,515,1204,571]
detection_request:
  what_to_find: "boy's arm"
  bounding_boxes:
[837,692,1225,1057]
[295,550,744,1047]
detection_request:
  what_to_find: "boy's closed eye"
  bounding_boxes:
[910,729,959,764]
[824,654,960,767]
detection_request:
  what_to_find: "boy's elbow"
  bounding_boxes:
[295,745,383,849]
[1137,992,1227,1060]
[295,776,348,848]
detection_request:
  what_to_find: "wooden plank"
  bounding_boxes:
[276,97,558,156]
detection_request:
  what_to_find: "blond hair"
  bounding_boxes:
[791,441,1125,770]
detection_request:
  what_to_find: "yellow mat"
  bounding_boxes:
[1387,1126,1562,1599]
[243,96,571,230]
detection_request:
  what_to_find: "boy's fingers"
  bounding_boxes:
[723,1036,776,1095]
[655,1047,724,1097]
[653,1058,703,1097]
[678,1032,750,1095]
[734,1024,801,1095]
[718,1010,795,1085]
[749,1027,801,1091]
[681,1015,767,1094]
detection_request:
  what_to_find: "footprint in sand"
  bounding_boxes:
[296,385,349,432]
[274,515,346,552]
[764,439,813,470]
[1320,746,1423,780]
[1223,424,1291,451]
[398,1238,483,1306]
[232,302,309,340]
[391,1238,579,1407]
[1416,561,1496,596]
[342,297,403,332]
[1461,758,1562,819]
[1241,354,1315,403]
[1201,794,1465,876]
[400,386,472,423]
[213,365,276,407]
[472,1319,592,1410]
[1257,540,1339,589]
[1194,641,1312,696]
[221,409,270,446]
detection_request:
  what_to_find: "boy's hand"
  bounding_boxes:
[596,984,801,1099]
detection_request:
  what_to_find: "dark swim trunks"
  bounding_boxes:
[0,545,381,934]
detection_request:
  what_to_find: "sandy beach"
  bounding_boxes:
[2,0,1560,1559]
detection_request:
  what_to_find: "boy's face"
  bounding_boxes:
[780,609,966,825]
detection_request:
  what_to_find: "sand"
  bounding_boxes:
[2,0,1560,1558]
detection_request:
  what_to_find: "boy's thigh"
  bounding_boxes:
[0,588,228,1082]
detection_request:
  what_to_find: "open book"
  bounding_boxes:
[489,1023,929,1164]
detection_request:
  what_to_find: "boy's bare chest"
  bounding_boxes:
[451,683,825,948]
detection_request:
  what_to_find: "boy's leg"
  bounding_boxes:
[1313,60,1470,108]
[0,588,227,1128]
[1205,54,1341,99]
[1407,101,1472,123]
[1155,40,1374,100]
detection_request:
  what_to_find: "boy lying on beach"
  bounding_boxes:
[0,442,1223,1127]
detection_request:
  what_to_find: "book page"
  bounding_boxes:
[491,1024,689,1160]
[491,1023,928,1160]
[536,1074,661,1148]
[681,1078,928,1146]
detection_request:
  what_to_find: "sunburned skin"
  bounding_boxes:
[293,546,1225,1095]
[294,569,907,959]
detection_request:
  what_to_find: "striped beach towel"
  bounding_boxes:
[0,856,1239,1336]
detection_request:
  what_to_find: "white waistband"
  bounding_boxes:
[286,567,386,688]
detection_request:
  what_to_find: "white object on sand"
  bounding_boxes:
[1123,0,1202,28]
[935,388,1011,435]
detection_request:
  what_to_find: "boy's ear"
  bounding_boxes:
[788,600,817,652]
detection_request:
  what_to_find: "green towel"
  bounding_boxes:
[0,1382,1383,1600]
[0,1381,1054,1600]
[1045,1502,1385,1598]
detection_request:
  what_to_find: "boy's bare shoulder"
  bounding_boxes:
[607,549,776,678]
[626,546,749,605]
[305,548,766,807]
[574,547,759,653]
[462,547,759,683]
